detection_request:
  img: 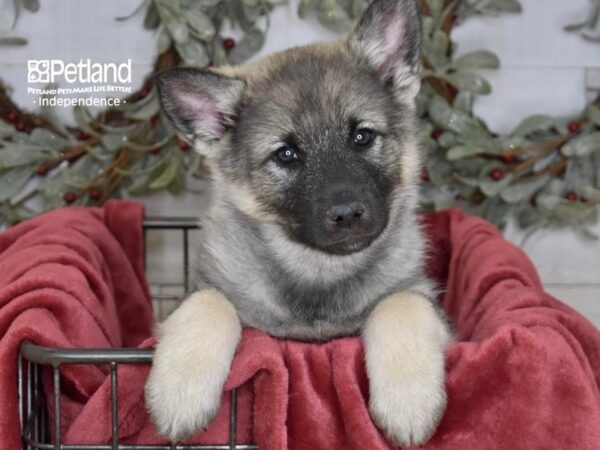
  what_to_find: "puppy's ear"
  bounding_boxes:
[156,67,245,147]
[347,0,422,101]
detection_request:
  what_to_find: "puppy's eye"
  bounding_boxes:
[353,128,375,147]
[274,146,299,165]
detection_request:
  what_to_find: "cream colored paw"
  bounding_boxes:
[145,289,241,442]
[363,291,451,447]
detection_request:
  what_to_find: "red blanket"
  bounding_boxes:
[0,200,154,450]
[1,203,599,449]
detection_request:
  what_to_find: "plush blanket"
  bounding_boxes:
[0,200,153,450]
[1,203,599,449]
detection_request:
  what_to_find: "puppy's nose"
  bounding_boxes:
[327,201,366,229]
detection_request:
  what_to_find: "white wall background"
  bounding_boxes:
[1,0,599,325]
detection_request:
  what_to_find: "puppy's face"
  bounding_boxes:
[158,0,422,255]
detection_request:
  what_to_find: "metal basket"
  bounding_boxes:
[18,217,258,450]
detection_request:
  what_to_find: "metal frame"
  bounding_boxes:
[18,217,258,450]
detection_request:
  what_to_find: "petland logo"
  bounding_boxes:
[28,59,132,84]
[27,59,133,108]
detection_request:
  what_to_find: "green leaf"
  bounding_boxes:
[452,50,500,70]
[181,0,222,8]
[593,148,600,187]
[480,197,512,229]
[453,173,480,187]
[500,176,549,203]
[479,0,522,15]
[156,28,172,54]
[0,121,16,139]
[11,0,21,29]
[155,0,190,44]
[242,1,265,23]
[564,20,589,32]
[587,105,600,126]
[453,91,474,113]
[532,151,558,173]
[581,31,600,43]
[512,115,556,137]
[72,105,98,136]
[438,131,458,148]
[63,155,100,188]
[582,185,600,201]
[315,0,352,32]
[424,30,449,66]
[22,0,39,12]
[186,9,215,41]
[30,128,70,150]
[298,0,313,17]
[426,154,454,185]
[101,132,127,152]
[175,38,210,66]
[421,16,435,37]
[149,156,179,189]
[427,0,445,20]
[144,0,161,29]
[227,28,265,64]
[536,194,566,212]
[516,206,545,230]
[0,144,49,168]
[186,150,204,176]
[447,144,484,160]
[167,171,184,194]
[453,156,489,173]
[444,72,492,95]
[565,155,594,195]
[124,91,161,120]
[561,132,600,157]
[350,0,365,18]
[0,37,27,46]
[0,166,34,201]
[428,95,491,143]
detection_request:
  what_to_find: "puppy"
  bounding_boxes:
[145,0,451,445]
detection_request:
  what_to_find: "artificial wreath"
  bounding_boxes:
[0,0,599,238]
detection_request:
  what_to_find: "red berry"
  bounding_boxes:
[420,170,430,182]
[77,130,91,141]
[178,139,191,151]
[15,118,26,132]
[223,38,235,51]
[4,110,18,123]
[568,122,581,133]
[63,192,77,204]
[500,153,516,164]
[566,192,578,202]
[89,187,103,201]
[36,166,49,176]
[430,129,443,141]
[490,168,504,181]
[139,88,150,99]
[150,146,161,155]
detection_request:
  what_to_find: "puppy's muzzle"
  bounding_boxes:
[319,188,384,254]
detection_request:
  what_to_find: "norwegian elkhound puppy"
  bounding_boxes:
[145,0,452,446]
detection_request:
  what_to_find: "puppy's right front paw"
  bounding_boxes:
[145,347,225,441]
[144,290,242,442]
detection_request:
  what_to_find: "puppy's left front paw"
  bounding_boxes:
[363,292,451,447]
[368,365,447,447]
